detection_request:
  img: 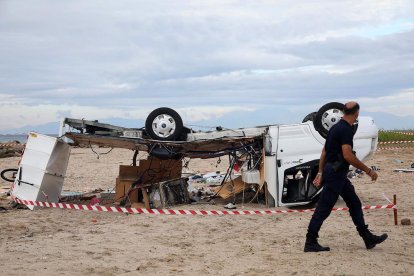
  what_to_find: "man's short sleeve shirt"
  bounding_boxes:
[325,119,354,163]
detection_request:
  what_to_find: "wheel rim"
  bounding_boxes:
[321,108,343,131]
[151,114,176,138]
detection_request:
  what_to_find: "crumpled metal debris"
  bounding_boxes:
[224,202,237,209]
[348,169,365,179]
[347,171,357,179]
[371,166,380,171]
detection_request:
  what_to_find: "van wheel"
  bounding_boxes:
[313,102,345,138]
[145,107,184,141]
[302,112,317,123]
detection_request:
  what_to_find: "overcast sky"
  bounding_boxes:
[0,0,413,134]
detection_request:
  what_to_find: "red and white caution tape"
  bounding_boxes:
[380,131,414,135]
[377,146,412,151]
[391,132,414,136]
[0,143,25,148]
[378,140,414,145]
[12,198,396,216]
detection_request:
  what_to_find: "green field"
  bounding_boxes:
[378,130,414,142]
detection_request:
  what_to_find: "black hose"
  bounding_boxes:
[1,168,18,182]
[207,153,238,201]
[133,150,139,166]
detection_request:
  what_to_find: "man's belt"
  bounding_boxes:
[326,161,349,173]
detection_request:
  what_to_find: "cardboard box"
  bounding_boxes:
[118,157,182,184]
[115,157,182,206]
[115,178,139,203]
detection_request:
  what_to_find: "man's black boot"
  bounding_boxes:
[358,226,388,249]
[304,235,330,252]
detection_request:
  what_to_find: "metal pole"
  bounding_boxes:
[393,194,398,226]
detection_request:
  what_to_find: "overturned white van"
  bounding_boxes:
[58,102,378,208]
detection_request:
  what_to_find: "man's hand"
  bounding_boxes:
[313,173,323,187]
[367,170,378,181]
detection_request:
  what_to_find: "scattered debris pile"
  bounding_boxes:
[347,166,380,179]
[393,160,414,173]
[0,142,24,158]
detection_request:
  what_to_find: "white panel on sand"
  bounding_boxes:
[11,132,71,210]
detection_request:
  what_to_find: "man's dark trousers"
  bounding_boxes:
[307,165,366,238]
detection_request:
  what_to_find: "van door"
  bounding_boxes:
[276,123,324,207]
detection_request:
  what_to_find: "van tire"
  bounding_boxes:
[313,102,345,138]
[145,107,184,141]
[302,112,317,123]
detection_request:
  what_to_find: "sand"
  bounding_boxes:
[0,147,413,275]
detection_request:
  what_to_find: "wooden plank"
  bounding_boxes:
[259,149,265,187]
[213,176,253,200]
[141,188,151,209]
[131,202,146,209]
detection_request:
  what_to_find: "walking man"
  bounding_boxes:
[304,101,388,252]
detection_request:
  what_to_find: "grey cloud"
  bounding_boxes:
[0,0,413,131]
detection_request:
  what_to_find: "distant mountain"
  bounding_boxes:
[0,121,60,135]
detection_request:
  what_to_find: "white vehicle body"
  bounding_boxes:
[264,117,377,207]
[61,104,378,208]
[186,116,378,207]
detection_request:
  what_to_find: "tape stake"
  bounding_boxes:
[393,194,398,226]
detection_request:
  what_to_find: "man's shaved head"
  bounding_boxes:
[343,101,360,115]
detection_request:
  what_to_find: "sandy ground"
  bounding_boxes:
[0,147,413,275]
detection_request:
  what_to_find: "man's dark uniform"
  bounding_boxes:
[307,119,367,239]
